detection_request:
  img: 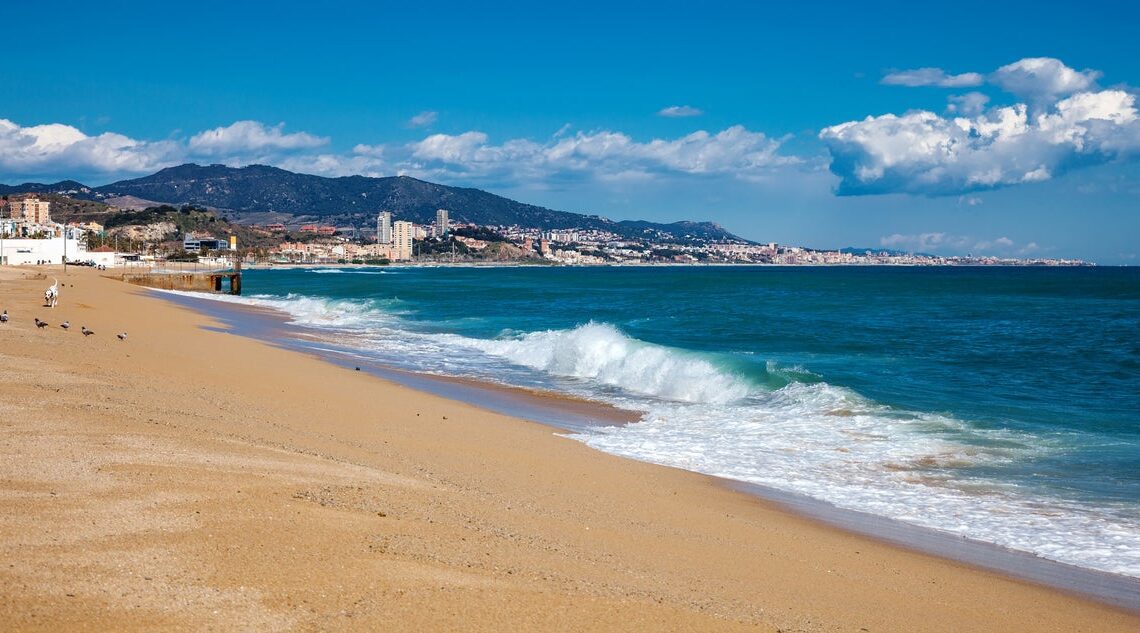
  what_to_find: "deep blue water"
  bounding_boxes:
[217,265,1140,576]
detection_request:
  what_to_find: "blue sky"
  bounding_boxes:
[3,0,1139,262]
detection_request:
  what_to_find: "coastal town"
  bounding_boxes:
[0,194,1092,268]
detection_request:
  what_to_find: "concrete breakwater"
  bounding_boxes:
[120,269,241,294]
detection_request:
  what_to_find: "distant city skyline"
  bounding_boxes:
[3,1,1139,263]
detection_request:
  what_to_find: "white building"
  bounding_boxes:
[0,235,85,265]
[435,209,449,237]
[392,220,414,261]
[377,211,393,244]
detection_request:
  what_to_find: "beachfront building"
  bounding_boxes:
[377,211,393,244]
[12,199,52,226]
[12,197,52,224]
[0,199,93,265]
[0,229,86,266]
[183,234,230,253]
[392,220,414,261]
[435,209,449,237]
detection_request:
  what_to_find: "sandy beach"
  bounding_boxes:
[1,266,1137,632]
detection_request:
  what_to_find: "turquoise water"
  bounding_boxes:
[210,265,1140,576]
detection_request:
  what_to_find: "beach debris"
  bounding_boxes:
[34,318,48,329]
[60,321,70,330]
[0,310,8,323]
[117,332,127,341]
[81,326,94,337]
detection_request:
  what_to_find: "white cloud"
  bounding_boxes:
[0,118,180,179]
[882,68,984,88]
[407,111,438,127]
[411,131,495,163]
[947,92,990,116]
[974,236,1015,251]
[276,152,390,179]
[880,232,970,251]
[820,87,1140,196]
[990,58,1100,103]
[880,232,1037,255]
[402,125,792,183]
[658,105,703,117]
[188,120,327,155]
[0,117,796,189]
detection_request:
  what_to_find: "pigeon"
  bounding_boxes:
[60,321,70,330]
[117,332,127,341]
[0,310,8,323]
[81,326,94,337]
[35,318,48,329]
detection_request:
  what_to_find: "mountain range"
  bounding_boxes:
[0,164,744,243]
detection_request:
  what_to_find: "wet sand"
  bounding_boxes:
[1,265,1137,631]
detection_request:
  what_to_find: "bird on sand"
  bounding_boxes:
[60,321,70,330]
[117,332,127,341]
[35,318,48,329]
[81,326,94,336]
[0,310,8,323]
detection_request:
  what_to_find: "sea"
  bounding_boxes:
[170,265,1140,588]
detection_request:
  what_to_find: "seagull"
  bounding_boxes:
[117,332,127,341]
[0,310,8,323]
[60,321,70,330]
[81,326,94,337]
[35,318,48,329]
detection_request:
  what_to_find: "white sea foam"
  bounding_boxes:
[467,322,752,404]
[163,288,1140,578]
[572,387,1140,577]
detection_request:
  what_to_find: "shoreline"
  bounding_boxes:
[155,289,640,432]
[152,281,1140,611]
[242,260,1103,269]
[2,265,1137,631]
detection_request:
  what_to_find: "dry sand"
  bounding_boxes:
[0,265,1136,632]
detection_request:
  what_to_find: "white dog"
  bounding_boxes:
[44,278,59,308]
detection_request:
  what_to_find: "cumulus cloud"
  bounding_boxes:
[411,131,497,163]
[407,111,438,127]
[0,118,180,179]
[188,120,328,155]
[0,118,333,182]
[402,125,793,183]
[880,232,971,251]
[658,105,703,117]
[990,58,1101,103]
[881,68,984,88]
[880,232,1037,255]
[821,75,1140,196]
[947,92,990,116]
[0,116,796,188]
